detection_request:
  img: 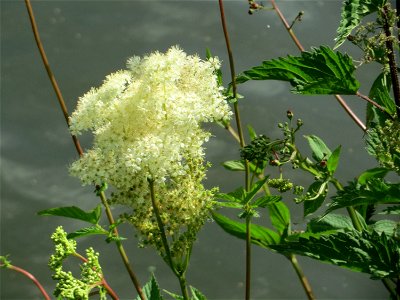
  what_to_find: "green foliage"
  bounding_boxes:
[236,46,360,95]
[307,213,355,233]
[334,0,387,49]
[136,274,163,300]
[66,225,108,240]
[366,120,400,174]
[212,212,280,247]
[304,135,332,162]
[268,202,290,236]
[327,177,400,214]
[38,205,102,225]
[271,230,400,279]
[367,73,395,125]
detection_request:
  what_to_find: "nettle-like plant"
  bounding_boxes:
[1,0,399,299]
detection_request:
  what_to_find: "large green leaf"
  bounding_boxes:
[136,274,163,300]
[367,72,395,126]
[236,46,360,95]
[334,0,387,49]
[327,178,400,214]
[268,202,290,235]
[307,213,354,233]
[271,230,400,279]
[212,212,280,248]
[38,205,102,225]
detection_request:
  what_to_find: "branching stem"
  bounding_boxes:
[24,2,145,299]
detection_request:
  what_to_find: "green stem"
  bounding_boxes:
[148,179,190,300]
[330,179,363,231]
[381,278,399,300]
[245,215,252,300]
[178,274,190,300]
[287,254,316,300]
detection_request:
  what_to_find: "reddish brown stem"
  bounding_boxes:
[24,1,146,299]
[269,0,367,132]
[5,264,51,300]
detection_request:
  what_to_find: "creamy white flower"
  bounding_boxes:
[69,46,231,254]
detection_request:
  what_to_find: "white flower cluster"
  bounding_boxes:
[69,47,231,252]
[70,46,230,191]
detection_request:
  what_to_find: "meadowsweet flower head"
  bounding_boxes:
[69,46,231,255]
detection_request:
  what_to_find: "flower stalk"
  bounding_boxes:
[24,1,145,299]
[1,262,51,300]
[148,179,190,300]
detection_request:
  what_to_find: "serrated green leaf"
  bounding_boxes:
[271,230,400,279]
[236,46,360,95]
[327,179,400,214]
[379,205,400,215]
[334,0,387,49]
[357,167,389,185]
[327,145,341,174]
[136,274,164,300]
[222,160,245,171]
[38,205,102,225]
[268,202,290,235]
[190,286,207,300]
[307,214,354,233]
[304,135,332,162]
[252,195,281,208]
[66,226,108,239]
[367,72,395,126]
[370,220,398,236]
[212,212,280,247]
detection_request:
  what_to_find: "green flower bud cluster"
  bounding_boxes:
[240,135,280,162]
[48,227,106,300]
[267,178,293,193]
[367,119,400,175]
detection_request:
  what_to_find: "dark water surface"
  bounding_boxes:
[1,1,390,299]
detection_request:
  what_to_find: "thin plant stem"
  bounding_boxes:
[330,179,363,231]
[382,4,400,117]
[245,215,252,300]
[356,91,392,116]
[218,1,251,299]
[287,254,316,300]
[24,2,145,299]
[269,0,367,132]
[98,192,146,300]
[2,264,51,300]
[148,179,190,300]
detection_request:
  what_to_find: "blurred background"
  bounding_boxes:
[1,0,394,299]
